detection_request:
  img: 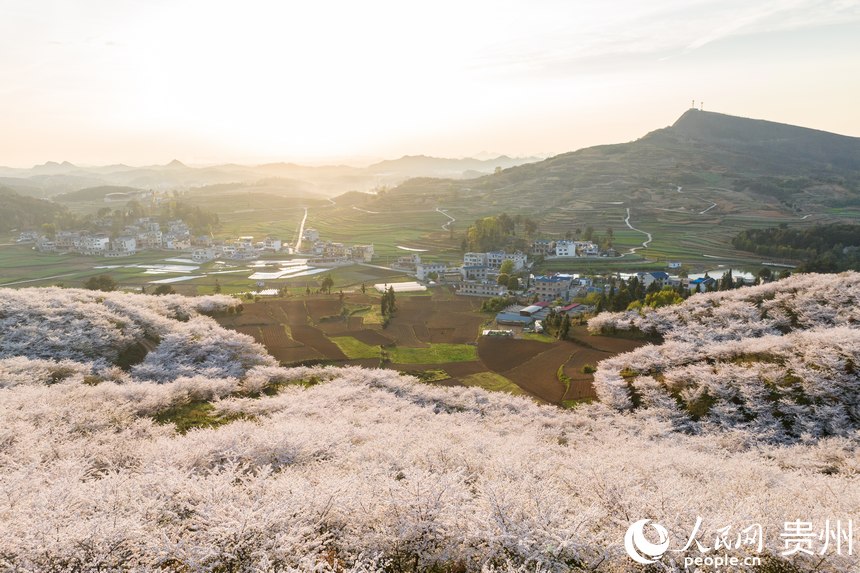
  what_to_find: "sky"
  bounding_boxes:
[1,0,859,167]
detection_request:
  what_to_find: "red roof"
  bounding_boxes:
[533,301,551,307]
[560,303,580,311]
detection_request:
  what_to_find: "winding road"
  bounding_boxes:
[436,207,456,231]
[623,207,653,254]
[699,201,718,215]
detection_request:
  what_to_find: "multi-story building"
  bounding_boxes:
[110,236,137,254]
[416,262,447,281]
[461,265,489,281]
[456,281,507,297]
[532,274,575,302]
[464,252,488,267]
[350,244,374,262]
[486,251,527,270]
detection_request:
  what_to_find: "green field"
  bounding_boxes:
[329,336,382,359]
[461,371,526,396]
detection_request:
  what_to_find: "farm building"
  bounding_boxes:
[519,305,544,317]
[374,282,427,293]
[495,312,534,327]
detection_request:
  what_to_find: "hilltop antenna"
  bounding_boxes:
[700,102,704,111]
[691,99,695,109]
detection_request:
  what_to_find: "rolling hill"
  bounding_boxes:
[311,109,860,265]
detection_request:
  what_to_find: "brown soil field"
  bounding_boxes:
[305,299,343,321]
[383,323,427,347]
[560,346,613,402]
[260,325,302,349]
[217,294,646,406]
[291,325,347,360]
[314,318,353,336]
[233,326,264,344]
[349,330,395,346]
[478,338,554,373]
[502,344,577,403]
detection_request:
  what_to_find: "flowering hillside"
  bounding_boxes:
[588,272,860,442]
[0,287,274,381]
[0,287,857,571]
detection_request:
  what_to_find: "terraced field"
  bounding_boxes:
[217,289,645,405]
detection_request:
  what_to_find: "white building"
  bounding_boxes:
[486,251,527,270]
[350,244,374,262]
[457,281,507,297]
[416,262,447,281]
[263,237,282,251]
[192,248,217,262]
[553,241,598,257]
[110,236,137,254]
[302,228,320,242]
[464,252,488,266]
[80,234,110,254]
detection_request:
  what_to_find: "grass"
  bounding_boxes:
[329,336,381,359]
[153,400,244,434]
[461,372,526,396]
[398,369,450,383]
[389,343,478,364]
[521,332,555,343]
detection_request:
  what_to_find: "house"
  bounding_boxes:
[668,261,682,269]
[530,240,554,256]
[109,236,137,254]
[486,251,527,270]
[637,271,670,289]
[552,241,599,257]
[302,228,320,242]
[350,244,374,262]
[80,234,110,255]
[463,252,488,266]
[461,265,489,281]
[456,281,507,297]
[416,262,447,281]
[263,237,282,251]
[532,274,575,302]
[393,253,421,270]
[192,248,217,262]
[689,276,716,292]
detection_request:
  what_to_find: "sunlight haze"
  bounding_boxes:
[2,0,859,166]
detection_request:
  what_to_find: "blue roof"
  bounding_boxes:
[495,312,535,324]
[534,275,570,283]
[649,271,669,279]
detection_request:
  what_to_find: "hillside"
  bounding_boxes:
[0,286,857,571]
[589,272,860,443]
[0,186,66,232]
[312,110,860,264]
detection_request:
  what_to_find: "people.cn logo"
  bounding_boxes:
[624,519,671,565]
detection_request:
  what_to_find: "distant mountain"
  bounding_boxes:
[0,154,540,200]
[367,154,539,179]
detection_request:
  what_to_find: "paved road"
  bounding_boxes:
[294,207,308,252]
[623,207,652,254]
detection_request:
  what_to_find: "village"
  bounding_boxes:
[19,218,752,335]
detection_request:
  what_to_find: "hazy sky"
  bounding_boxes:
[2,0,859,166]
